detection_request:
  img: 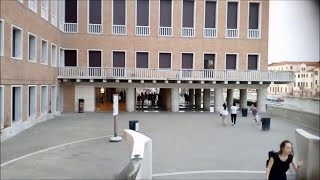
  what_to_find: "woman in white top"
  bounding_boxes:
[230,103,239,126]
[220,103,229,126]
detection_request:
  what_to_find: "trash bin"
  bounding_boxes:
[242,108,248,117]
[261,117,271,131]
[78,99,84,113]
[129,120,139,132]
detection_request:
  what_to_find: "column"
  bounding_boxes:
[227,89,234,108]
[195,89,202,109]
[214,88,223,112]
[171,88,179,112]
[126,87,135,112]
[257,88,267,113]
[189,89,194,106]
[203,89,211,110]
[240,89,247,109]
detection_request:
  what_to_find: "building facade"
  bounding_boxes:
[268,61,320,98]
[0,0,293,141]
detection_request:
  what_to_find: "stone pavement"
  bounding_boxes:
[1,112,319,179]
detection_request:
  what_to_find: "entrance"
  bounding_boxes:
[95,87,127,112]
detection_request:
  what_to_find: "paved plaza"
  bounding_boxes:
[1,112,319,179]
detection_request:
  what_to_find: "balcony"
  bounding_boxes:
[58,67,295,83]
[136,26,150,36]
[203,28,217,38]
[182,27,195,37]
[88,24,102,34]
[159,27,172,36]
[60,23,78,33]
[226,29,239,38]
[112,25,127,35]
[248,29,260,39]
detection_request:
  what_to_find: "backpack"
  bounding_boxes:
[266,151,274,167]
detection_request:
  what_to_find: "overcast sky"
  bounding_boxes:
[268,0,320,63]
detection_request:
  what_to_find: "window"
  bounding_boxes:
[298,74,300,78]
[112,51,125,76]
[63,0,78,32]
[88,50,102,67]
[247,54,258,70]
[0,20,4,56]
[204,53,215,69]
[112,0,126,35]
[28,33,37,62]
[298,82,300,87]
[306,82,308,87]
[28,86,37,118]
[136,52,149,68]
[226,54,237,70]
[51,0,58,26]
[0,86,4,129]
[136,0,150,36]
[226,1,239,38]
[51,86,57,113]
[316,80,318,85]
[248,2,260,38]
[41,0,48,20]
[159,0,172,36]
[64,50,77,66]
[204,0,217,38]
[29,0,37,13]
[40,85,48,115]
[41,39,48,64]
[88,0,102,33]
[17,0,23,3]
[158,52,171,68]
[182,0,195,37]
[51,44,57,66]
[294,82,296,87]
[181,53,193,78]
[12,86,23,123]
[311,82,313,88]
[315,71,318,75]
[11,25,23,59]
[290,66,293,70]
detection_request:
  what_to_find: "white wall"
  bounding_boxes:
[269,0,320,63]
[75,86,95,112]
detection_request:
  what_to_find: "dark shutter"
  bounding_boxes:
[136,52,149,68]
[204,54,215,69]
[182,53,193,69]
[160,0,172,27]
[89,51,101,67]
[12,88,16,121]
[249,3,259,29]
[248,55,258,70]
[227,2,238,29]
[137,0,149,26]
[64,50,77,67]
[113,51,125,67]
[113,0,126,25]
[159,53,171,68]
[89,0,102,24]
[12,29,16,57]
[205,1,216,28]
[65,0,77,23]
[226,54,236,69]
[182,0,194,27]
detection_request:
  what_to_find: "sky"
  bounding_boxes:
[268,0,320,63]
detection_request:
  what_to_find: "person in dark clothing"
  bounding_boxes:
[265,140,303,180]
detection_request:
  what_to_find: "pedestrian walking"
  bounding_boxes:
[230,103,238,126]
[220,103,229,126]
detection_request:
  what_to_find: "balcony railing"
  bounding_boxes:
[88,24,102,34]
[203,28,217,38]
[61,23,78,33]
[136,26,150,36]
[159,27,172,36]
[226,29,239,38]
[248,29,260,39]
[182,27,195,37]
[112,25,126,35]
[58,67,295,82]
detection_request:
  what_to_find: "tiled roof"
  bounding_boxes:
[269,61,320,67]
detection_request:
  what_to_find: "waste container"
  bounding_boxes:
[78,99,84,113]
[242,108,248,117]
[261,117,271,131]
[129,120,139,132]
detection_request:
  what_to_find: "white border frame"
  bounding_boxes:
[158,0,173,36]
[224,53,239,70]
[63,48,78,67]
[11,85,23,124]
[29,0,38,13]
[158,51,172,69]
[87,49,103,67]
[41,0,49,21]
[246,53,260,70]
[50,85,57,113]
[40,38,49,65]
[11,25,23,60]
[27,85,37,119]
[17,0,23,4]
[27,32,37,63]
[181,0,196,37]
[0,85,4,129]
[203,0,218,31]
[135,51,150,68]
[51,43,58,67]
[225,0,240,38]
[203,52,217,69]
[111,50,127,68]
[51,0,58,27]
[87,0,104,34]
[111,0,128,34]
[135,0,150,36]
[40,85,49,116]
[247,1,262,39]
[181,52,195,69]
[0,19,4,56]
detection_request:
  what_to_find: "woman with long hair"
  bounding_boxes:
[265,140,303,180]
[220,103,229,126]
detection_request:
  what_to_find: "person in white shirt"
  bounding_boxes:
[220,103,229,126]
[230,103,239,126]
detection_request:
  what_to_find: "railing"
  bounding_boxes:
[182,27,195,37]
[112,25,126,35]
[63,23,78,33]
[248,29,260,39]
[203,28,217,38]
[159,27,172,36]
[88,24,102,34]
[58,67,295,82]
[136,26,150,36]
[226,29,239,38]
